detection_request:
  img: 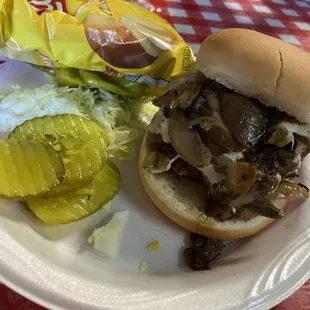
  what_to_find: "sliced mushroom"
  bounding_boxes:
[214,151,244,166]
[145,132,177,158]
[278,149,301,177]
[206,127,244,152]
[261,174,281,193]
[185,96,206,120]
[235,207,258,221]
[204,91,221,111]
[145,131,163,146]
[273,181,309,199]
[200,164,225,186]
[203,138,226,156]
[168,111,211,167]
[225,162,256,196]
[294,135,310,160]
[199,101,213,117]
[156,141,177,159]
[189,115,244,152]
[148,110,170,143]
[153,73,204,116]
[142,151,179,174]
[230,191,258,208]
[220,93,268,148]
[205,199,234,222]
[183,234,225,271]
[268,127,294,148]
[230,181,273,207]
[244,200,284,219]
[171,158,204,182]
[188,117,218,131]
[268,119,310,150]
[208,181,231,204]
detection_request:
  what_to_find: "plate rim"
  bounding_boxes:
[1,262,310,310]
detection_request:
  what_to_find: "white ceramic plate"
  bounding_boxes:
[1,61,310,310]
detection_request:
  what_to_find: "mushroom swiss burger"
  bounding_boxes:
[138,28,310,244]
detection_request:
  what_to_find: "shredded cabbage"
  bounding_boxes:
[90,89,158,160]
[0,85,158,160]
[0,85,87,131]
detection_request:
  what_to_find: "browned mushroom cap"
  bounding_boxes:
[154,73,205,116]
[220,93,269,149]
[168,111,211,167]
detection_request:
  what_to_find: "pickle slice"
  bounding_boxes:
[10,114,108,187]
[26,162,121,224]
[0,139,64,199]
[43,181,98,198]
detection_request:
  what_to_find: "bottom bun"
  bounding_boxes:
[138,134,288,240]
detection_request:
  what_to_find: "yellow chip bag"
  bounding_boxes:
[0,0,195,97]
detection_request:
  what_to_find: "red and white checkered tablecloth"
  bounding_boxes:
[1,0,310,309]
[147,0,310,54]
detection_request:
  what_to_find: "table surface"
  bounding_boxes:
[1,0,310,309]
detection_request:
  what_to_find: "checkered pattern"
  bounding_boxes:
[149,0,310,54]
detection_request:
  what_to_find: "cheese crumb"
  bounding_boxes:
[147,240,159,251]
[139,261,148,271]
[88,210,129,257]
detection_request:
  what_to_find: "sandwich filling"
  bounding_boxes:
[143,73,309,222]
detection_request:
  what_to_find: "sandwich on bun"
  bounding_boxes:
[139,28,310,240]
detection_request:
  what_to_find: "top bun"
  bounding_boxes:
[196,28,310,124]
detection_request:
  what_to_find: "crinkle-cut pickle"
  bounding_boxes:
[0,139,64,199]
[26,162,121,224]
[9,114,108,188]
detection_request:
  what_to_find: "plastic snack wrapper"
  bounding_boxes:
[126,0,155,12]
[0,0,195,97]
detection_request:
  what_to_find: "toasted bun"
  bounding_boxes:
[139,135,288,239]
[196,28,310,124]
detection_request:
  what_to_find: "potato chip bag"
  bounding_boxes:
[0,0,196,97]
